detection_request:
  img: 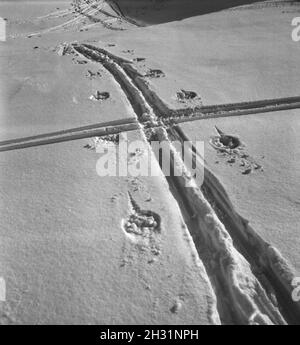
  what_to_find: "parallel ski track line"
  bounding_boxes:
[28,0,137,38]
[169,125,300,324]
[2,39,299,323]
[69,43,298,325]
[0,120,139,152]
[28,1,114,37]
[2,92,300,151]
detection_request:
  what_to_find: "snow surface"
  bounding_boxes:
[0,0,299,324]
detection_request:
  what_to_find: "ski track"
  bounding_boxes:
[4,0,300,324]
[1,93,300,152]
[68,42,300,324]
[26,0,137,38]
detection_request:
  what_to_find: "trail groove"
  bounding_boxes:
[69,42,300,324]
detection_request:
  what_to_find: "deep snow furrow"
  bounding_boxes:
[69,43,292,324]
[171,125,300,324]
[164,126,286,324]
[81,45,300,121]
[73,44,157,124]
[0,122,139,152]
[170,97,300,123]
[4,91,299,150]
[0,118,137,148]
[178,96,300,114]
[168,101,300,124]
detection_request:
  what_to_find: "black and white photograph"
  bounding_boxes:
[0,0,299,330]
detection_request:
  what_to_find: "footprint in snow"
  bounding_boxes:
[122,193,161,255]
[210,126,263,175]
